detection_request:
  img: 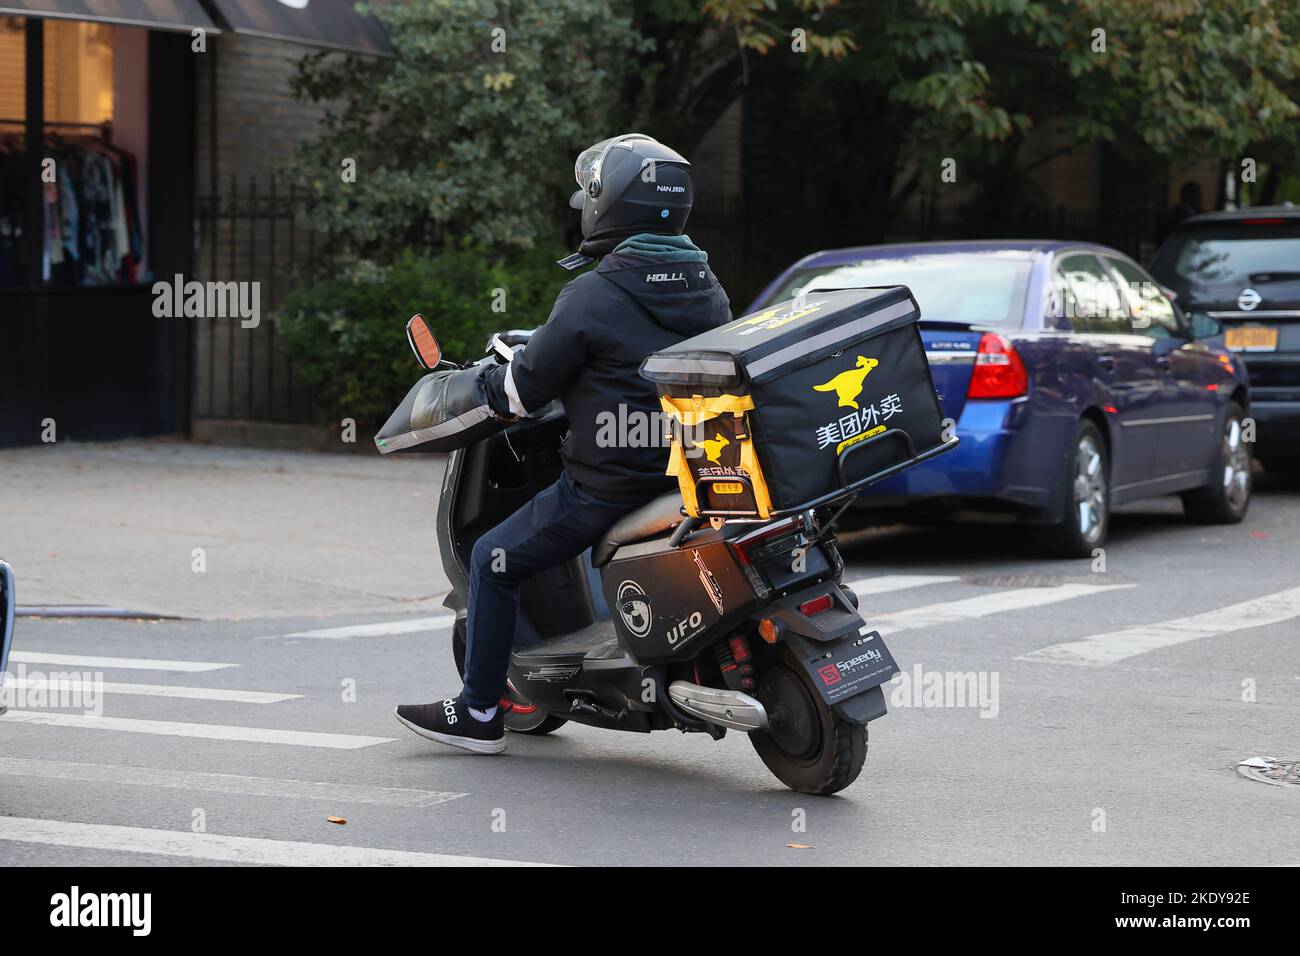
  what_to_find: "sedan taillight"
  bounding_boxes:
[967,333,1028,399]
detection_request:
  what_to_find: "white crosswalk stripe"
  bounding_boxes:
[842,574,960,596]
[275,614,457,640]
[0,817,554,867]
[4,711,394,749]
[870,583,1134,637]
[2,675,300,703]
[0,576,1132,766]
[9,650,234,672]
[1017,584,1300,666]
[0,757,464,807]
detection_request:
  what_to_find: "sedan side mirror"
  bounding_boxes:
[1189,311,1223,340]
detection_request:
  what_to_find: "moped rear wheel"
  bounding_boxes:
[749,647,867,795]
[452,619,567,735]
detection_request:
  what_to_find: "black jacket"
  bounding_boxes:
[486,250,731,502]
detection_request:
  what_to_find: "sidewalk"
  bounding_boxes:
[0,440,450,620]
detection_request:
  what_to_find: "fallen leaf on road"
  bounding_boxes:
[787,842,815,849]
[327,816,347,825]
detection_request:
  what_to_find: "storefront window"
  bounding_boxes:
[44,19,115,125]
[0,16,150,290]
[41,19,149,289]
[0,17,27,287]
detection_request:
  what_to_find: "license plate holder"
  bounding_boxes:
[1225,326,1278,352]
[788,629,899,705]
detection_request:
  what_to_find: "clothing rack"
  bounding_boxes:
[0,119,112,141]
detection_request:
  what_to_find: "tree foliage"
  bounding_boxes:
[290,0,645,260]
[288,0,1300,265]
[888,0,1300,161]
[635,0,1300,176]
[276,244,570,423]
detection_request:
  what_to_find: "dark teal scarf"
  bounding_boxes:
[613,233,708,263]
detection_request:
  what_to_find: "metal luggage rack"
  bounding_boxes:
[668,427,960,546]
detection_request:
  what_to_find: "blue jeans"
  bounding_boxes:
[461,471,646,709]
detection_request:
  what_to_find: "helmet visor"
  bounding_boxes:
[574,133,655,192]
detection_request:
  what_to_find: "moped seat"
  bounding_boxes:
[591,492,684,567]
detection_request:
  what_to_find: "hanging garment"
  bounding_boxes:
[59,160,79,263]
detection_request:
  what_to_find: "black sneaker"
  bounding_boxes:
[393,696,506,755]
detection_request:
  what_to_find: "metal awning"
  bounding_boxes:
[0,0,220,33]
[202,0,392,56]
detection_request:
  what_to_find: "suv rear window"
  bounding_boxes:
[1153,221,1300,285]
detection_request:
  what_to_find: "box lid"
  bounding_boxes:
[640,286,919,387]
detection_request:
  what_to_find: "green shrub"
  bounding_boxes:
[276,243,571,425]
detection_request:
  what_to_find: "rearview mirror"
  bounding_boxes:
[406,314,442,369]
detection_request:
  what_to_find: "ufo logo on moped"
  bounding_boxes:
[617,581,653,638]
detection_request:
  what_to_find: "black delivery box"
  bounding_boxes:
[641,286,949,518]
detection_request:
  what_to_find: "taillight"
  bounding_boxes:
[731,518,800,567]
[967,332,1028,399]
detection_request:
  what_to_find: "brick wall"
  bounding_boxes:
[195,33,335,194]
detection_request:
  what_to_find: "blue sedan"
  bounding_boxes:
[750,241,1253,556]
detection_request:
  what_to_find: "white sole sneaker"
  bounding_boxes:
[393,708,507,755]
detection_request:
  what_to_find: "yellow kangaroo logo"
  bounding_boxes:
[697,433,730,463]
[813,356,879,409]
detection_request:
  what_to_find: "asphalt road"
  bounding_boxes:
[2,473,1298,866]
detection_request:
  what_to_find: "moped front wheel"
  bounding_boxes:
[749,646,866,795]
[452,618,567,735]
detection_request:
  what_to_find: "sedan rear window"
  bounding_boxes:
[761,255,1032,329]
[1153,222,1300,285]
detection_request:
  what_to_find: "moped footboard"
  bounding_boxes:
[764,582,899,725]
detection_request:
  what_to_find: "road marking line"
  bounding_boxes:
[1,676,299,704]
[8,651,234,672]
[871,584,1135,637]
[278,614,457,640]
[0,757,464,807]
[3,712,394,749]
[1018,584,1300,666]
[0,817,555,867]
[842,574,960,596]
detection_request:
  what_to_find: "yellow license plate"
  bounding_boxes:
[1225,326,1278,352]
[711,482,744,495]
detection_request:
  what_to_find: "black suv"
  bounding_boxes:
[1151,206,1300,475]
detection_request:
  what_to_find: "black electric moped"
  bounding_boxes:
[391,317,939,795]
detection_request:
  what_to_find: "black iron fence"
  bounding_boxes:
[691,196,1168,309]
[900,198,1166,265]
[191,177,1166,429]
[194,176,323,424]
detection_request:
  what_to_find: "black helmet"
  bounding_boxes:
[566,133,693,263]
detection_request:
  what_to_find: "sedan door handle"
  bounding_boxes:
[1096,353,1116,371]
